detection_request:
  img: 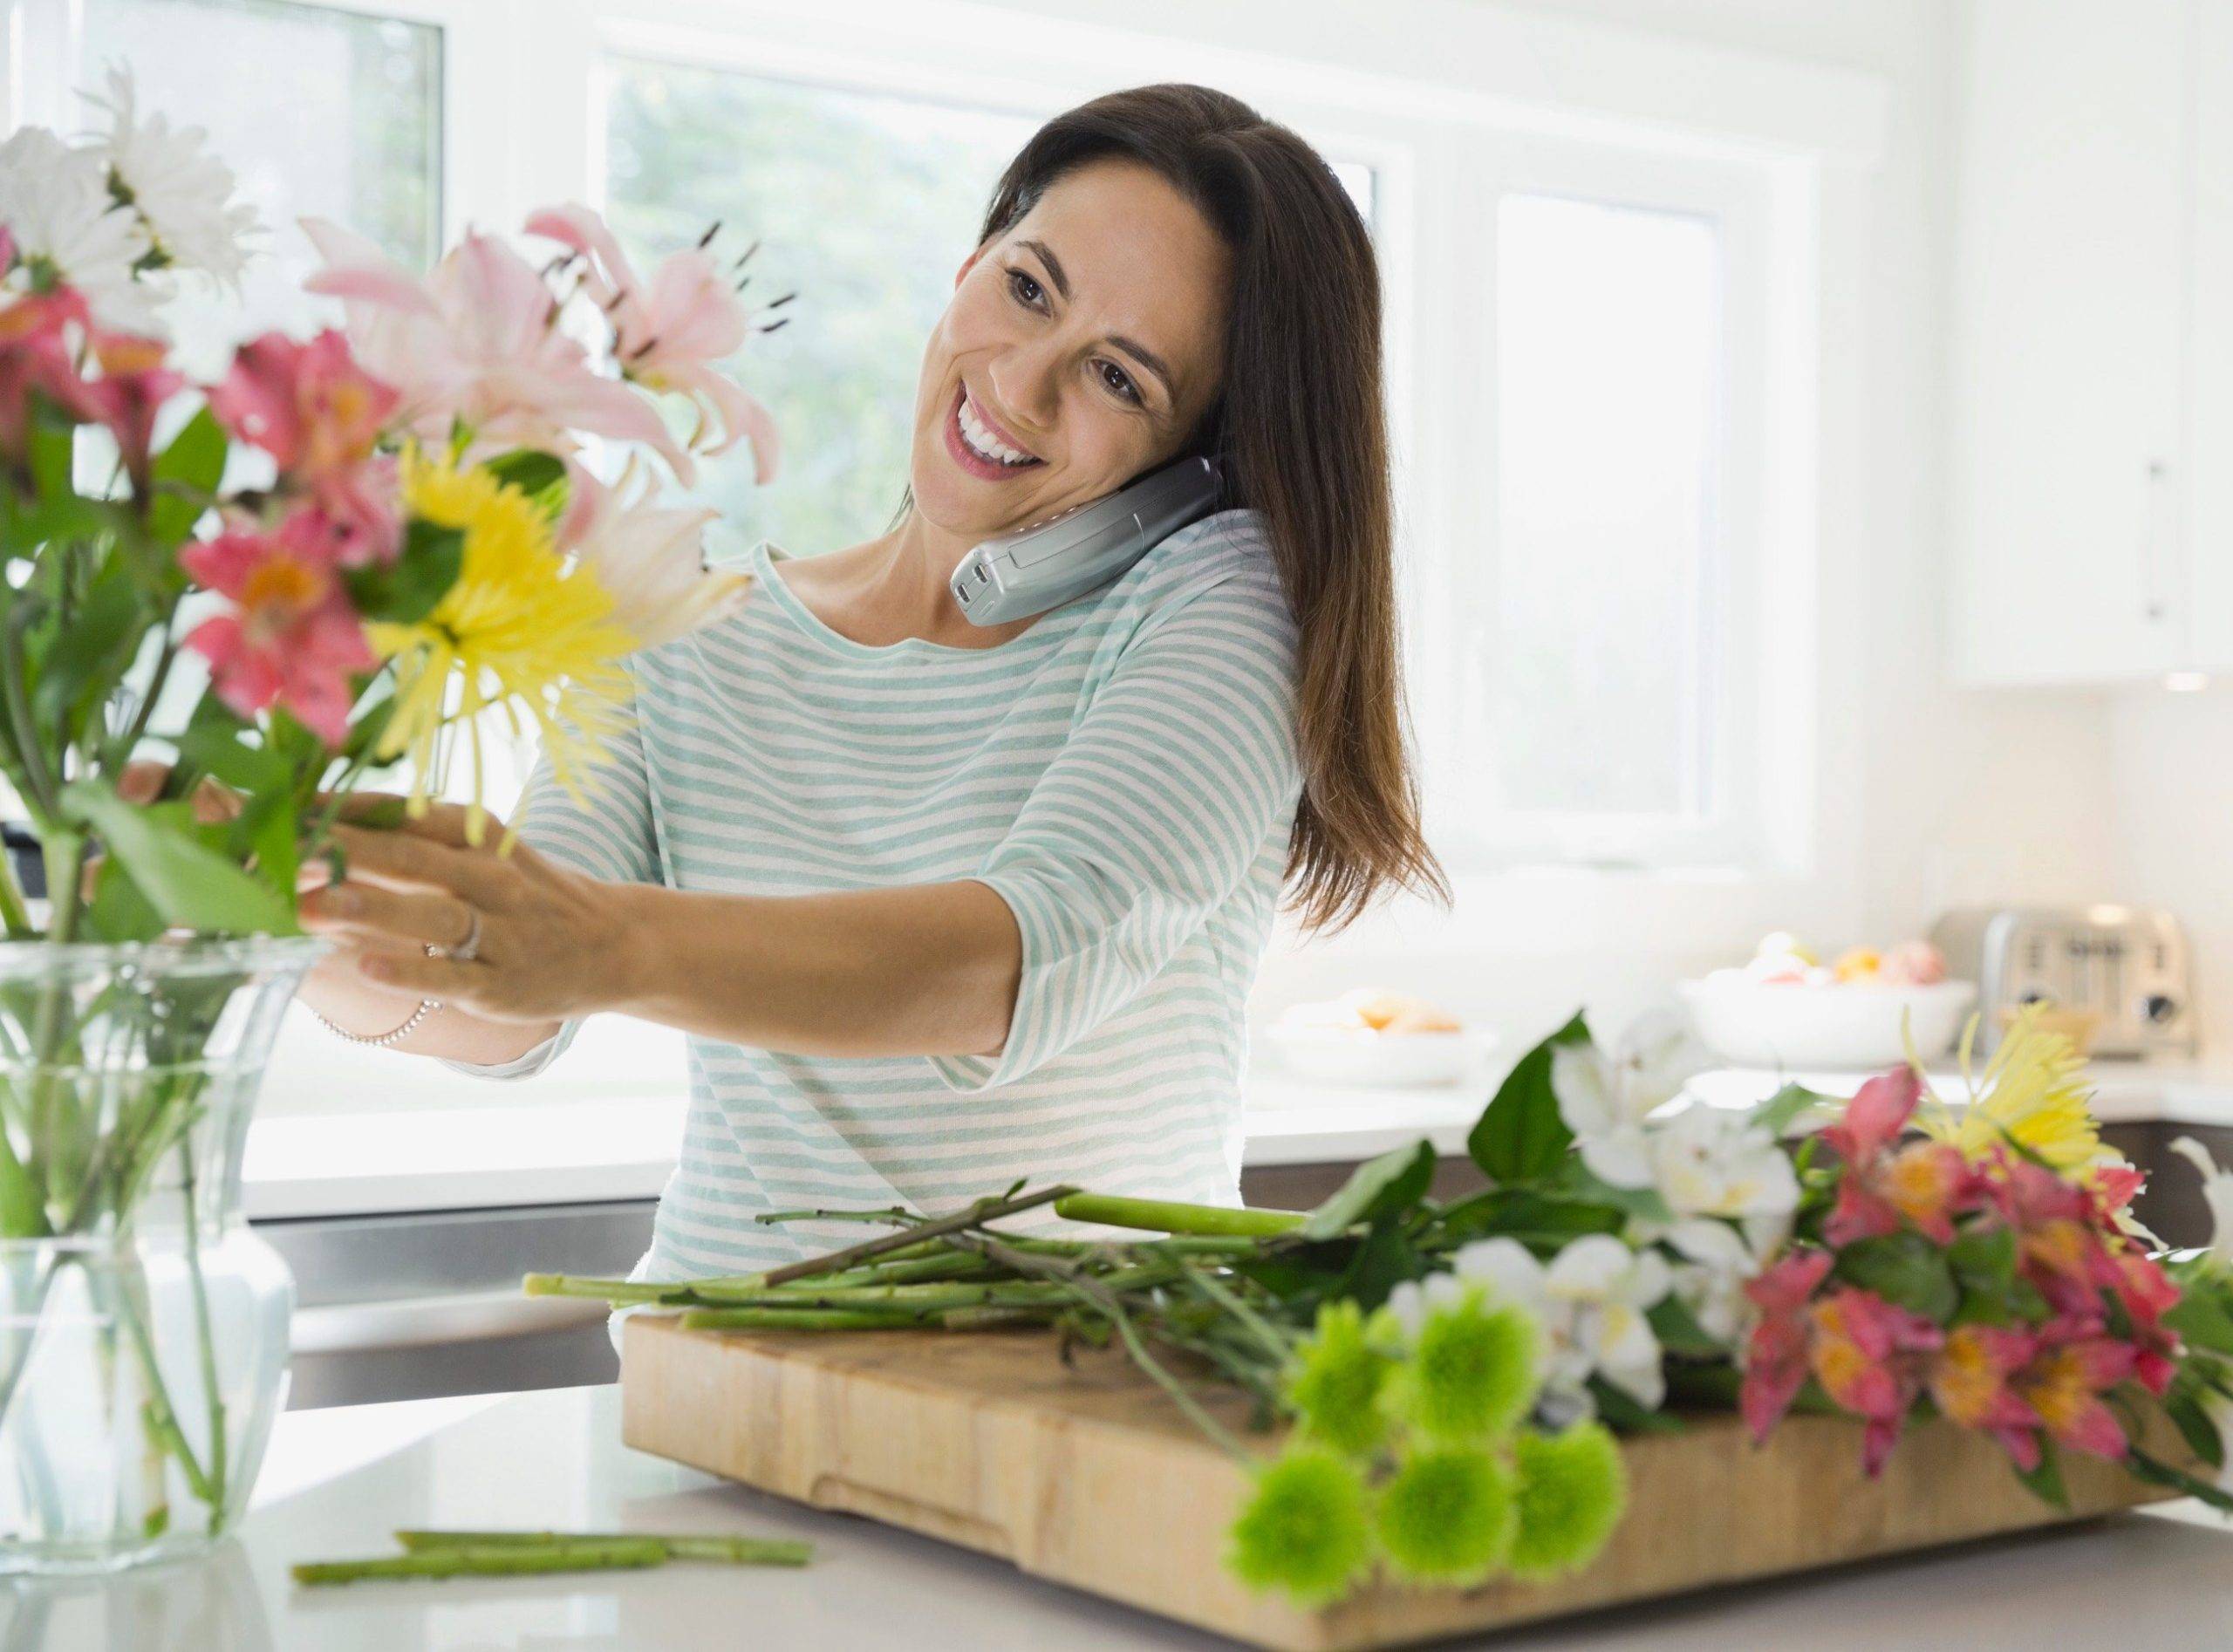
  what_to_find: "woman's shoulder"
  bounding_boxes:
[1110,507,1291,628]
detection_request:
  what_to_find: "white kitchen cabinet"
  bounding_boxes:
[2188,0,2233,668]
[1949,0,2204,685]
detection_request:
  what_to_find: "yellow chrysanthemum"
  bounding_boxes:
[1919,1007,2112,1178]
[375,447,637,841]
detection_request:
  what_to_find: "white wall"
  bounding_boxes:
[1248,0,2118,1045]
[2110,687,2233,1055]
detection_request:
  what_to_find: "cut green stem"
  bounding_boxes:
[1054,1191,1304,1239]
[393,1529,811,1566]
[293,1538,671,1585]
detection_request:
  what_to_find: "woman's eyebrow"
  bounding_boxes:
[1018,236,1177,402]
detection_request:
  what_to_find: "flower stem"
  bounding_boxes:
[675,1306,935,1332]
[293,1538,672,1585]
[1053,1192,1304,1239]
[393,1529,811,1566]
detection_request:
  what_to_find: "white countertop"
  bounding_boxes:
[241,1055,2233,1223]
[12,1383,2233,1650]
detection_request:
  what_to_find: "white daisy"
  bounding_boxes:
[84,67,257,290]
[0,124,160,331]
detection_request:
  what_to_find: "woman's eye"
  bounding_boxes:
[1007,269,1043,308]
[1096,360,1142,406]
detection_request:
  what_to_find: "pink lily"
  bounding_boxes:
[557,460,749,649]
[1821,1068,1981,1246]
[300,216,695,482]
[181,512,372,743]
[0,286,101,455]
[526,203,780,483]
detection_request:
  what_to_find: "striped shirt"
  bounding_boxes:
[472,509,1301,1283]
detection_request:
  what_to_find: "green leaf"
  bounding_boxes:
[482,448,568,521]
[27,400,76,501]
[2165,1389,2227,1470]
[1433,1187,1625,1246]
[1834,1232,1958,1324]
[173,717,289,798]
[1948,1225,2018,1293]
[1328,1221,1420,1313]
[1468,1010,1590,1184]
[1648,1292,1726,1357]
[1588,1376,1683,1434]
[344,518,462,625]
[85,855,166,943]
[32,562,147,729]
[1556,1157,1674,1225]
[146,406,227,549]
[1301,1140,1436,1240]
[1751,1082,1833,1140]
[2166,1287,2233,1359]
[62,782,297,935]
[2123,1445,2233,1515]
[2015,1442,2070,1510]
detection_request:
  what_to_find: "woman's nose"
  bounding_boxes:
[986,341,1062,435]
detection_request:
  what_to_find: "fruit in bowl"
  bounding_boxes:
[1266,990,1487,1087]
[1683,935,1974,1069]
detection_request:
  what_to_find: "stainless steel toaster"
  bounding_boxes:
[1929,906,2195,1060]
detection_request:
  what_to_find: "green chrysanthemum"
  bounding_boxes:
[1286,1300,1393,1456]
[1392,1290,1542,1444]
[1374,1444,1518,1586]
[1508,1422,1628,1580]
[1226,1446,1375,1607]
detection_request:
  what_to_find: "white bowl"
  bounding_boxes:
[1262,1026,1492,1089]
[1677,978,1978,1071]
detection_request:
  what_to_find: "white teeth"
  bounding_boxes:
[958,393,1035,466]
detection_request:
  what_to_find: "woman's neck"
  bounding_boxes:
[774,509,1039,650]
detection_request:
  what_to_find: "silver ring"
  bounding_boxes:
[438,905,482,964]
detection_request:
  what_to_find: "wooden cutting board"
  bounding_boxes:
[621,1315,2182,1651]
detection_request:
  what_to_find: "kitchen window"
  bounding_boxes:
[3,0,1836,1112]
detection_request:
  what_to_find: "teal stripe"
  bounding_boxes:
[488,511,1300,1281]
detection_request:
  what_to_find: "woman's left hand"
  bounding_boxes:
[298,803,627,1024]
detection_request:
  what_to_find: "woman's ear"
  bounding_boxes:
[954,241,989,289]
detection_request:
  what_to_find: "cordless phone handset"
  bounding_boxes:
[949,456,1223,625]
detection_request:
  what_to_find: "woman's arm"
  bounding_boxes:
[299,820,1025,1060]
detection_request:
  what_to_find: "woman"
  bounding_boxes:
[297,84,1444,1281]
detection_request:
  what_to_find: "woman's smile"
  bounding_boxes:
[945,382,1045,480]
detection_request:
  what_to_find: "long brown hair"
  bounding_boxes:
[979,84,1445,929]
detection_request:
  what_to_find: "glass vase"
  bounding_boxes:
[0,937,319,1576]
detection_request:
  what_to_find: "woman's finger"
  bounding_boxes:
[328,794,502,849]
[326,824,506,905]
[353,944,491,1006]
[300,883,478,953]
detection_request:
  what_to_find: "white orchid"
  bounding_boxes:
[85,68,257,289]
[1659,1216,1783,1346]
[1453,1235,1671,1421]
[1550,1011,1704,1189]
[0,126,160,331]
[1645,1103,1799,1223]
[2171,1137,2233,1266]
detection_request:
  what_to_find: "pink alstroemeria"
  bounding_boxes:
[80,329,184,485]
[2012,1327,2137,1463]
[1739,1247,1833,1443]
[181,513,372,744]
[209,330,400,564]
[300,216,695,481]
[526,203,780,483]
[1808,1287,1944,1476]
[1928,1323,2042,1468]
[557,460,749,649]
[0,286,100,454]
[1821,1068,1979,1246]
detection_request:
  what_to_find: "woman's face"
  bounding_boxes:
[907,158,1231,542]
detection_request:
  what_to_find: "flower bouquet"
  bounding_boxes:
[543,1008,2233,1615]
[0,76,776,1573]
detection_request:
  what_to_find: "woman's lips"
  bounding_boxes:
[944,385,1043,481]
